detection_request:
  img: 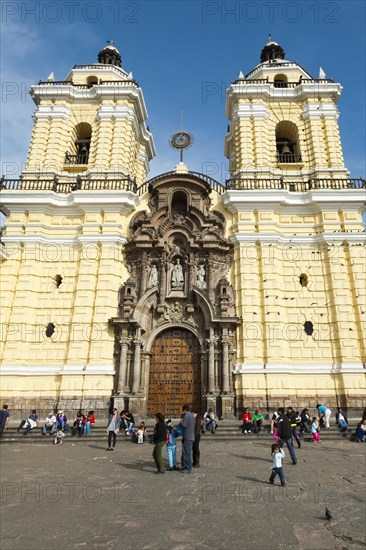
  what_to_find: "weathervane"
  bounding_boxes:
[169,110,194,163]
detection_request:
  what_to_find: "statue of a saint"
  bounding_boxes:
[147,265,158,288]
[196,265,206,289]
[171,258,184,289]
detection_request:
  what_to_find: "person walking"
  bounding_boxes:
[180,405,195,473]
[153,413,166,474]
[192,411,202,468]
[286,406,301,448]
[107,408,121,451]
[316,404,332,429]
[277,407,297,465]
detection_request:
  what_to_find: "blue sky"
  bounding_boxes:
[1,0,365,181]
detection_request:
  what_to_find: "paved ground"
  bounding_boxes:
[0,436,365,550]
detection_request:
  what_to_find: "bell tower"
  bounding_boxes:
[225,37,348,181]
[24,42,155,184]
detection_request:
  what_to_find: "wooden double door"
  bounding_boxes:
[148,328,201,417]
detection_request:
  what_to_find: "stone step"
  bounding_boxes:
[0,428,355,444]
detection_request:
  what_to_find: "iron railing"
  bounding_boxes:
[1,176,364,195]
[225,178,366,191]
[0,176,137,193]
[138,171,226,196]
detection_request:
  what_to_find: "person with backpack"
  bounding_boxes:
[277,407,298,465]
[153,413,166,474]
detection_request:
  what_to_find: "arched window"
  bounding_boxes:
[171,191,188,216]
[65,122,92,165]
[276,121,302,163]
[274,74,288,88]
[87,76,98,87]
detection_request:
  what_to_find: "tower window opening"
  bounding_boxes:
[86,76,98,87]
[276,121,302,163]
[274,74,288,88]
[171,191,188,217]
[65,122,92,165]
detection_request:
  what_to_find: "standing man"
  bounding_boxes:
[0,404,10,437]
[180,404,195,474]
[277,407,298,465]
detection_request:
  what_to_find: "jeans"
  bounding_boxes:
[254,420,262,433]
[56,420,65,430]
[18,420,32,433]
[108,431,117,448]
[279,437,297,464]
[123,420,133,433]
[43,424,56,435]
[153,441,165,472]
[182,440,193,472]
[269,467,286,486]
[302,421,311,433]
[167,444,177,468]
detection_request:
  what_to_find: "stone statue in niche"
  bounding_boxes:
[147,264,158,288]
[196,265,206,289]
[171,258,184,290]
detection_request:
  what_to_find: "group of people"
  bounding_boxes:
[152,405,201,474]
[13,409,96,442]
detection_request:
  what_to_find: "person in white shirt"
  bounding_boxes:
[269,443,286,487]
[42,413,57,435]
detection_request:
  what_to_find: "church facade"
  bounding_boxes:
[1,40,365,417]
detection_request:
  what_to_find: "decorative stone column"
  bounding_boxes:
[116,337,130,394]
[222,340,230,394]
[131,339,142,394]
[207,329,215,394]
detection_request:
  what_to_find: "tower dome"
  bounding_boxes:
[97,41,122,67]
[260,35,285,63]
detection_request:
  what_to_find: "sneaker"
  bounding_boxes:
[281,484,286,487]
[244,430,247,434]
[292,461,297,465]
[248,430,251,433]
[110,447,115,451]
[270,430,273,434]
[269,480,274,485]
[298,443,301,449]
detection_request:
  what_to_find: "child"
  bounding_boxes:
[269,443,286,487]
[271,411,280,443]
[136,422,146,444]
[311,417,321,443]
[53,429,65,445]
[166,419,178,470]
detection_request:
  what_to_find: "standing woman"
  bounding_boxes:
[107,408,120,451]
[192,411,202,468]
[153,413,166,474]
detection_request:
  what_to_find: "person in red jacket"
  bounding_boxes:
[241,408,254,434]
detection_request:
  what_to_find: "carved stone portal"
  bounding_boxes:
[110,173,240,418]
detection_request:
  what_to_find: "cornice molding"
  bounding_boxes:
[233,362,365,374]
[222,189,366,213]
[0,364,115,376]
